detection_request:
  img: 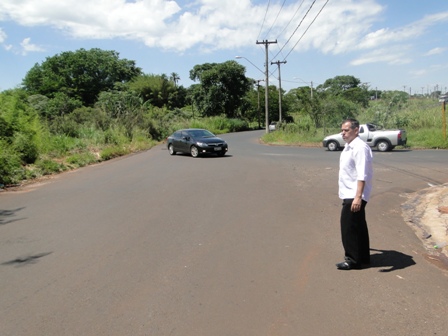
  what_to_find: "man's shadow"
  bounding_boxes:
[369,248,416,272]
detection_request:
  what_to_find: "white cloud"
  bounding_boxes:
[410,69,428,77]
[0,0,386,53]
[350,46,412,66]
[0,27,12,50]
[0,27,6,42]
[20,37,45,55]
[290,0,384,55]
[410,63,448,79]
[425,47,446,56]
[358,12,448,50]
[0,0,446,71]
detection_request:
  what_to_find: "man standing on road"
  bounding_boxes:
[336,118,373,270]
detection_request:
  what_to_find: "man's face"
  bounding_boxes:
[341,121,359,144]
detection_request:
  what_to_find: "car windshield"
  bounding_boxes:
[189,130,215,138]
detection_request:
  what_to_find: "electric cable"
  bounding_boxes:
[257,0,272,41]
[271,0,317,61]
[265,0,287,39]
[282,0,330,61]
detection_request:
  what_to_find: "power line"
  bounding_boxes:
[271,0,318,61]
[265,0,287,39]
[271,0,307,62]
[257,0,272,41]
[282,0,330,61]
[275,0,306,42]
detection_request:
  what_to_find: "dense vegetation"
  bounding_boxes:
[1,48,446,186]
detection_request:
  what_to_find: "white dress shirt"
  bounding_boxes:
[338,136,373,202]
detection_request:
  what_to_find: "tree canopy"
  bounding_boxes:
[189,61,251,118]
[128,74,186,109]
[22,48,142,106]
[317,75,370,107]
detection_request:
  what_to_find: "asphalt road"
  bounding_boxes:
[1,130,448,336]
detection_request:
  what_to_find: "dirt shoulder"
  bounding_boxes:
[402,183,448,268]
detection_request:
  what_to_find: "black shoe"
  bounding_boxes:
[336,260,361,270]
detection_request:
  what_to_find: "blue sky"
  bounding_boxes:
[1,0,447,95]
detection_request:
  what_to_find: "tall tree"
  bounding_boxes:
[286,86,321,127]
[128,74,186,109]
[317,75,370,107]
[22,48,142,106]
[170,72,180,87]
[189,61,251,118]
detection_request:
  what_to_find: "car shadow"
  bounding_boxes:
[374,149,413,153]
[1,252,53,267]
[170,153,232,158]
[367,248,416,272]
[0,207,26,226]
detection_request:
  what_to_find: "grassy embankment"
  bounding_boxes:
[262,98,448,150]
[0,104,248,187]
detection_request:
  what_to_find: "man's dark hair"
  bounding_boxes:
[343,118,359,129]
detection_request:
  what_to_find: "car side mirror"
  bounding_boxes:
[183,136,190,141]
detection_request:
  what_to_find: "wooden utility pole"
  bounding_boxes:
[256,79,264,129]
[271,60,287,123]
[256,39,277,133]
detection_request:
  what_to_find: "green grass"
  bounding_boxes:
[263,98,448,149]
[262,129,324,146]
[406,128,448,149]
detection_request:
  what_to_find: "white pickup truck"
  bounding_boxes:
[322,123,407,152]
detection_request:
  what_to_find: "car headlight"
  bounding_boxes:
[196,142,206,147]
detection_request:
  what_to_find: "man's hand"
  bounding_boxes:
[351,196,362,212]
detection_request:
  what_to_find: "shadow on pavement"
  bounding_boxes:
[1,252,53,267]
[369,248,416,272]
[0,207,26,225]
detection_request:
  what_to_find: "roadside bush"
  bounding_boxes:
[187,116,249,134]
[40,134,86,158]
[49,116,81,137]
[35,158,67,175]
[0,144,26,185]
[104,127,128,146]
[77,125,106,146]
[100,146,129,160]
[0,116,14,138]
[227,118,249,132]
[407,128,448,149]
[66,152,98,167]
[130,129,157,151]
[12,131,39,164]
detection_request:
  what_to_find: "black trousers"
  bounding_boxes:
[340,199,370,265]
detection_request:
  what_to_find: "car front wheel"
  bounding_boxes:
[190,145,199,158]
[168,144,176,155]
[327,141,339,151]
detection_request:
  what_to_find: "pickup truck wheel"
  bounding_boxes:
[377,140,390,152]
[327,141,339,151]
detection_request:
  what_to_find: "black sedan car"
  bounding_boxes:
[166,129,228,158]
